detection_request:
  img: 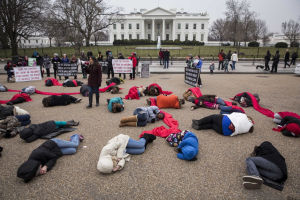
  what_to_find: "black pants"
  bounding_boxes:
[6,97,26,105]
[130,67,136,79]
[53,67,58,79]
[107,67,114,79]
[197,73,202,86]
[271,62,278,73]
[46,68,50,77]
[119,73,126,79]
[192,114,223,134]
[264,60,270,71]
[218,61,224,70]
[284,60,290,68]
[88,86,99,106]
[290,59,296,65]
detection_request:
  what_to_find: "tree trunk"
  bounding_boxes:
[49,38,52,47]
[11,39,18,56]
[85,37,90,46]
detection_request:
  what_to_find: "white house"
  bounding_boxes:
[109,7,209,43]
[18,36,55,48]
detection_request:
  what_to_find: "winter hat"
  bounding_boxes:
[97,157,114,174]
[19,128,33,139]
[180,146,197,160]
[17,160,41,182]
[14,106,29,116]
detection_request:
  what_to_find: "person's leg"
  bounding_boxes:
[192,115,218,130]
[221,61,224,69]
[95,87,100,106]
[53,68,57,79]
[273,113,282,124]
[112,69,114,78]
[7,97,26,105]
[197,74,202,86]
[219,105,233,114]
[54,121,67,128]
[126,138,146,149]
[51,134,80,151]
[130,68,133,79]
[167,60,169,68]
[275,63,278,73]
[216,98,226,106]
[132,67,135,79]
[218,61,221,70]
[88,86,93,107]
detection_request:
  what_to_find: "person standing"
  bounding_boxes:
[159,49,164,65]
[43,55,51,77]
[61,54,70,80]
[284,49,290,68]
[194,55,203,87]
[118,53,126,79]
[70,54,78,79]
[80,52,88,79]
[264,50,271,71]
[290,52,298,65]
[218,49,225,70]
[271,50,280,73]
[36,53,44,78]
[97,52,103,62]
[230,51,238,70]
[106,52,114,79]
[52,53,61,80]
[129,52,137,80]
[86,56,102,108]
[163,49,170,69]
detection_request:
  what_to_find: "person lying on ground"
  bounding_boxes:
[146,94,185,109]
[5,93,32,105]
[124,86,147,100]
[42,95,81,107]
[175,131,198,161]
[0,104,29,120]
[233,92,260,107]
[106,77,124,86]
[107,97,124,113]
[0,84,8,92]
[192,113,254,136]
[243,141,287,191]
[182,87,202,101]
[97,133,156,173]
[143,83,172,96]
[17,134,84,182]
[273,115,300,137]
[119,106,164,127]
[0,114,31,138]
[19,120,79,143]
[63,79,83,87]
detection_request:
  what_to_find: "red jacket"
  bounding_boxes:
[129,56,137,68]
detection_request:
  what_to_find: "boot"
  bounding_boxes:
[119,121,137,127]
[66,120,80,126]
[96,93,99,107]
[120,115,137,123]
[141,133,156,149]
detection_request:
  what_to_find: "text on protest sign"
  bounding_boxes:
[14,67,41,82]
[184,67,199,87]
[57,63,78,76]
[112,59,133,74]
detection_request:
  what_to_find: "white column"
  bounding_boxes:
[141,20,145,39]
[152,19,155,41]
[172,20,176,41]
[162,19,165,40]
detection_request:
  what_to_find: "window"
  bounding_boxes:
[166,24,170,29]
[113,24,116,29]
[148,24,151,29]
[137,34,140,40]
[201,34,204,41]
[185,34,188,41]
[136,23,140,29]
[114,34,117,40]
[166,34,169,40]
[36,40,38,44]
[177,34,180,40]
[201,24,204,29]
[193,24,197,29]
[177,23,181,29]
[193,34,196,41]
[121,24,124,30]
[129,24,132,29]
[148,34,151,40]
[121,34,124,40]
[185,24,189,29]
[129,34,132,40]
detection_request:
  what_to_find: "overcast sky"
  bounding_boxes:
[109,0,300,33]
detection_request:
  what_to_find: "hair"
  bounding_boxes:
[157,112,165,120]
[90,56,98,63]
[249,126,254,133]
[42,97,51,107]
[179,99,185,105]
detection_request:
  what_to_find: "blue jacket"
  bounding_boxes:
[177,132,198,160]
[108,97,124,112]
[196,59,203,69]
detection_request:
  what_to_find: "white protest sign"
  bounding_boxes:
[28,58,37,67]
[14,67,42,82]
[112,59,133,73]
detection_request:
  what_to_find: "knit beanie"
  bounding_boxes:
[17,160,41,182]
[181,146,197,160]
[97,157,113,173]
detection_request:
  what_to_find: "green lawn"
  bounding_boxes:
[0,45,298,59]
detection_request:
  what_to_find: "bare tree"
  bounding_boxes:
[0,19,9,49]
[209,19,227,41]
[240,7,256,45]
[282,19,300,46]
[50,0,120,47]
[0,0,44,56]
[93,31,108,45]
[252,19,267,41]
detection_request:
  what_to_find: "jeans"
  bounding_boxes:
[219,105,243,114]
[51,134,80,155]
[126,138,146,155]
[232,61,236,70]
[216,98,226,106]
[54,121,67,128]
[88,86,100,106]
[137,113,148,127]
[164,59,169,69]
[246,157,283,181]
[218,61,223,70]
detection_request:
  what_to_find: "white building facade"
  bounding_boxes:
[109,7,209,43]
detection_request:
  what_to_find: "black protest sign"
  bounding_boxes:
[57,63,78,76]
[184,67,199,87]
[140,63,150,78]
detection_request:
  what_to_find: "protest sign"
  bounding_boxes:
[57,63,78,76]
[14,67,41,82]
[184,67,199,87]
[112,59,133,73]
[28,58,37,67]
[140,62,150,78]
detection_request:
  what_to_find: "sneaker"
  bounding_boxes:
[79,135,84,142]
[75,98,82,103]
[242,175,263,184]
[86,105,92,109]
[243,181,261,189]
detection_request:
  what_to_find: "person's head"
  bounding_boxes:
[195,55,199,59]
[156,112,165,120]
[267,50,270,54]
[112,103,123,113]
[63,54,67,58]
[110,86,119,94]
[17,160,41,182]
[89,56,97,65]
[98,51,102,55]
[221,49,223,53]
[234,51,237,54]
[54,53,58,57]
[179,99,185,106]
[286,49,289,52]
[72,54,76,58]
[42,96,52,107]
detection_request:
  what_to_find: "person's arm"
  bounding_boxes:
[44,157,58,171]
[98,65,102,87]
[24,134,39,143]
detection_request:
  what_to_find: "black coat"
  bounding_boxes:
[0,105,14,120]
[86,63,102,87]
[17,140,62,182]
[163,51,170,60]
[284,52,290,61]
[42,95,77,107]
[20,121,57,142]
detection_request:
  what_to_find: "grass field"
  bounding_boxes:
[0,45,298,59]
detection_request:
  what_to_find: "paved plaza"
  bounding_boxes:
[0,73,300,200]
